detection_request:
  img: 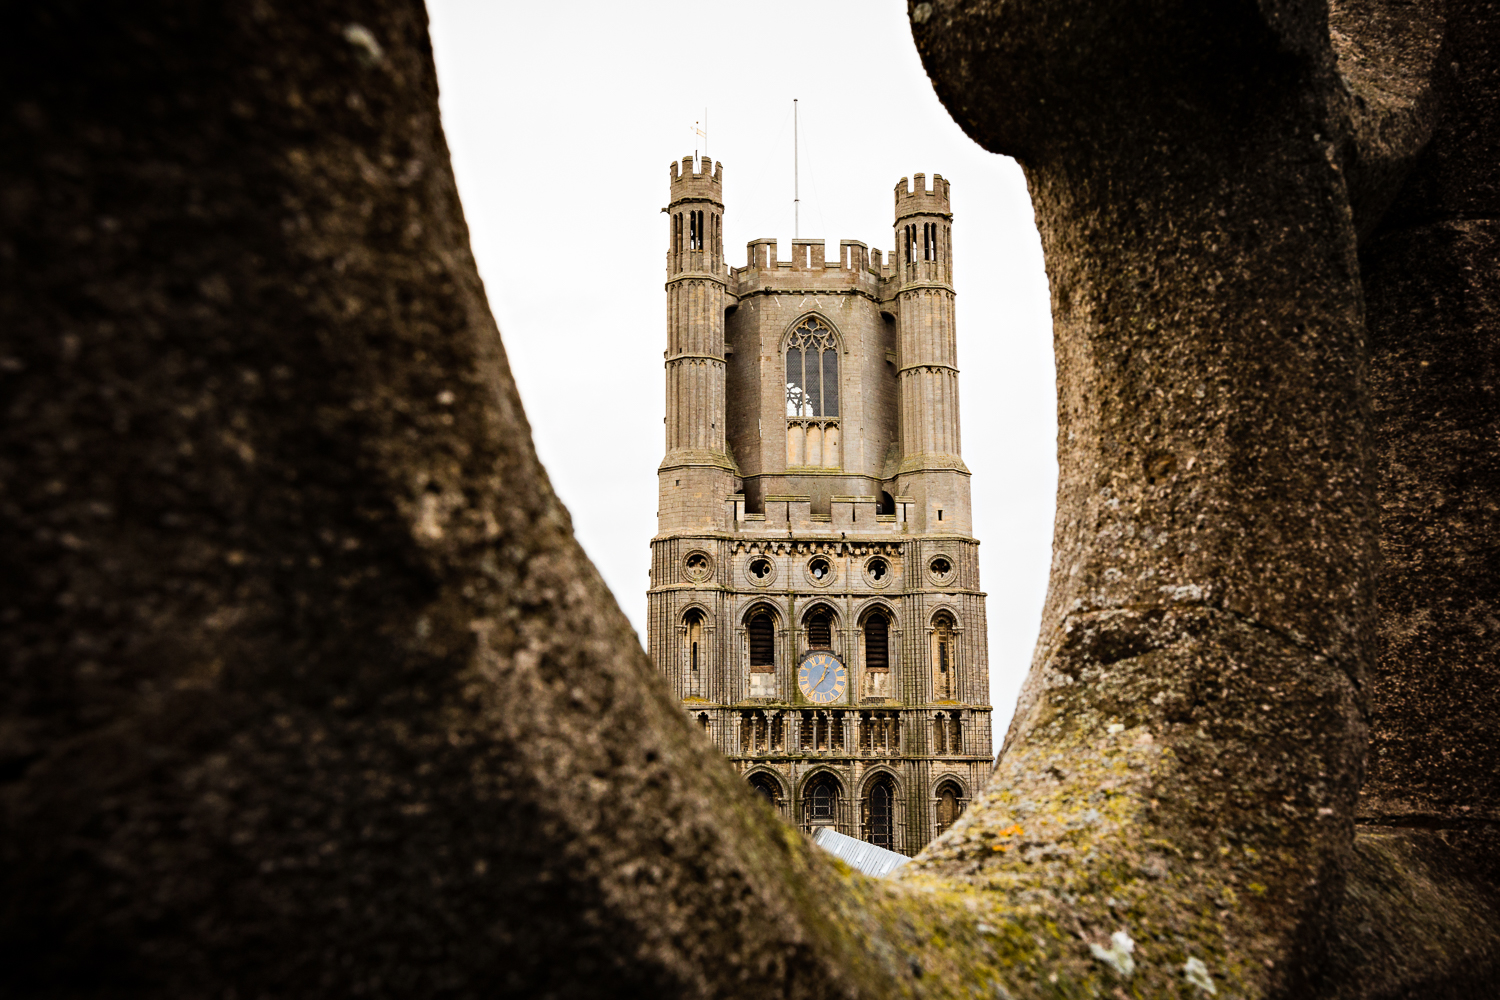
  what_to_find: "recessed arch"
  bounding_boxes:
[929,606,961,629]
[931,610,959,701]
[858,602,896,678]
[934,777,968,836]
[744,603,779,674]
[740,600,783,628]
[745,767,787,810]
[679,601,714,627]
[799,767,845,830]
[855,597,900,627]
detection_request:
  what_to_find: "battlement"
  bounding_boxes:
[894,172,951,220]
[741,238,877,274]
[669,154,722,206]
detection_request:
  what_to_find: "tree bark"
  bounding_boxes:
[2,1,1497,998]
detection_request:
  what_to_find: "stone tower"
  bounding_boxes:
[648,156,992,856]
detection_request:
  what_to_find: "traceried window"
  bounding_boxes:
[785,319,839,418]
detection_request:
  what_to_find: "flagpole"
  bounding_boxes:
[793,99,799,239]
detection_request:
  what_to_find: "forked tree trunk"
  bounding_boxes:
[1,1,1496,998]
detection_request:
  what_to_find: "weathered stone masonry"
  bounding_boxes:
[648,155,993,855]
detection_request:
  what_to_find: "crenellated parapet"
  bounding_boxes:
[726,493,916,533]
[668,154,722,207]
[894,172,951,222]
[729,238,890,301]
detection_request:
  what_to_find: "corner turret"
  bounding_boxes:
[660,156,735,533]
[892,172,968,532]
[667,156,724,277]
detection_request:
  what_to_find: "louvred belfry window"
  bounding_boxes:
[807,610,832,649]
[865,614,889,671]
[749,613,775,671]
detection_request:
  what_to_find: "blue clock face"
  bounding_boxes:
[798,652,848,704]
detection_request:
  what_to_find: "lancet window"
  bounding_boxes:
[748,612,775,671]
[864,613,889,672]
[806,608,832,649]
[932,613,957,701]
[866,777,896,850]
[933,711,962,755]
[859,711,899,755]
[803,774,840,827]
[935,781,965,835]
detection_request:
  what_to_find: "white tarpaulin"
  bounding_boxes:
[810,826,910,877]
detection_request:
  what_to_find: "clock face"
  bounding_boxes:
[798,652,848,704]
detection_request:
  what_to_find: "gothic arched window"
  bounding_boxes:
[932,613,957,701]
[684,609,704,673]
[804,774,839,827]
[866,777,896,850]
[864,612,889,672]
[935,781,964,835]
[806,609,832,649]
[748,612,775,671]
[748,773,782,811]
[785,319,839,418]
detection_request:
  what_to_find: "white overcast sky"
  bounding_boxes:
[427,1,1057,735]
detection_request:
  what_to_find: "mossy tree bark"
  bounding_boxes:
[1,1,1495,998]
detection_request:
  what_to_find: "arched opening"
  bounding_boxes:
[935,780,965,835]
[748,612,775,670]
[803,773,840,828]
[877,491,895,516]
[932,612,957,701]
[864,612,889,672]
[697,712,710,736]
[684,609,704,673]
[805,607,832,649]
[859,711,899,754]
[748,772,782,811]
[866,776,896,850]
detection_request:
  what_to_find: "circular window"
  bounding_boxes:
[805,555,834,588]
[929,555,956,586]
[864,556,892,589]
[747,556,776,587]
[683,550,713,583]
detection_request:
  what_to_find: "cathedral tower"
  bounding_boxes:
[648,159,991,857]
